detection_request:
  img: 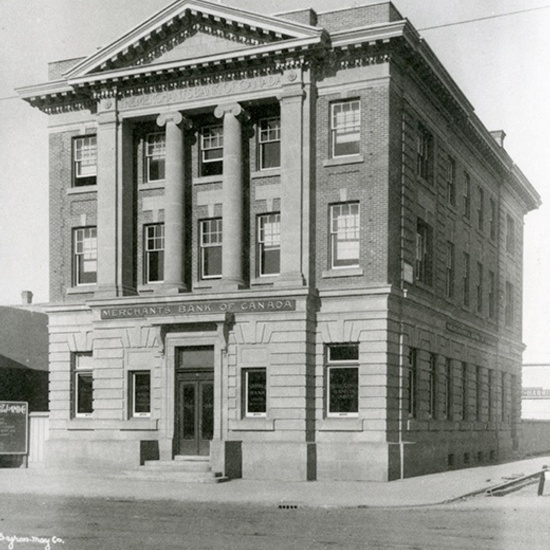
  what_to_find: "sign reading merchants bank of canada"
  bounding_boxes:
[101,298,296,320]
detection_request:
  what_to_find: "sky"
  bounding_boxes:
[0,0,549,363]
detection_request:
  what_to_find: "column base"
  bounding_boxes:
[217,278,246,292]
[94,284,138,299]
[156,283,188,295]
[273,272,306,288]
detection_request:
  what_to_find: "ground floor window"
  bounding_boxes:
[327,344,359,417]
[73,352,93,417]
[243,368,267,417]
[130,371,151,417]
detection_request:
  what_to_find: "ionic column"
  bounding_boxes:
[156,112,191,294]
[95,97,120,298]
[214,103,246,289]
[276,71,306,287]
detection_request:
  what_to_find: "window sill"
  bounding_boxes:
[323,155,364,168]
[193,175,223,185]
[322,267,363,279]
[138,283,165,294]
[318,417,362,431]
[66,285,97,296]
[67,185,97,195]
[250,168,281,179]
[138,182,165,191]
[228,418,275,431]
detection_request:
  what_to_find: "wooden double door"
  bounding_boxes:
[174,346,214,456]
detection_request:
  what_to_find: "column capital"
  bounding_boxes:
[156,112,192,129]
[214,102,249,122]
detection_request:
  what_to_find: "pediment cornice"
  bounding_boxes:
[65,0,324,81]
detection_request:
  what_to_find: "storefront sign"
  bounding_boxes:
[0,401,28,455]
[522,387,550,398]
[101,298,296,320]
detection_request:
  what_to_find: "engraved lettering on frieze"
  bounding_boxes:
[119,74,282,110]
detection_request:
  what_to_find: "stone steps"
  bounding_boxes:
[122,456,228,483]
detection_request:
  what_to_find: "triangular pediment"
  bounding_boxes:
[65,0,323,82]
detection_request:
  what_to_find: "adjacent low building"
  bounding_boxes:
[18,0,540,480]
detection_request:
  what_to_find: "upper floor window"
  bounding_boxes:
[489,270,496,319]
[445,357,453,420]
[331,100,361,158]
[506,214,515,254]
[73,135,97,187]
[477,186,484,232]
[199,218,222,279]
[144,224,164,283]
[446,241,455,299]
[201,125,223,176]
[446,155,456,206]
[259,117,281,169]
[257,213,280,277]
[489,198,497,241]
[73,227,97,286]
[73,352,93,417]
[476,262,484,314]
[505,281,514,327]
[463,252,470,307]
[415,219,433,285]
[326,344,359,417]
[416,124,434,183]
[145,133,165,182]
[330,202,360,269]
[463,172,471,219]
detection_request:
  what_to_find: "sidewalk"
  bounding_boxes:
[0,455,548,508]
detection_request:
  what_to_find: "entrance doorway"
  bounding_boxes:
[175,346,214,456]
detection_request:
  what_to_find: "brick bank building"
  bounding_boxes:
[19,0,540,480]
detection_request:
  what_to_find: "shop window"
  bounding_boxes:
[475,365,483,421]
[130,371,151,417]
[73,227,97,286]
[415,220,433,285]
[259,117,281,169]
[144,224,164,283]
[200,125,223,176]
[199,218,222,279]
[73,135,97,187]
[145,133,165,182]
[331,100,361,158]
[257,213,280,276]
[428,353,437,417]
[407,347,418,418]
[445,357,453,420]
[416,123,433,183]
[243,368,267,417]
[327,344,359,417]
[330,202,360,269]
[461,362,468,420]
[73,352,93,417]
